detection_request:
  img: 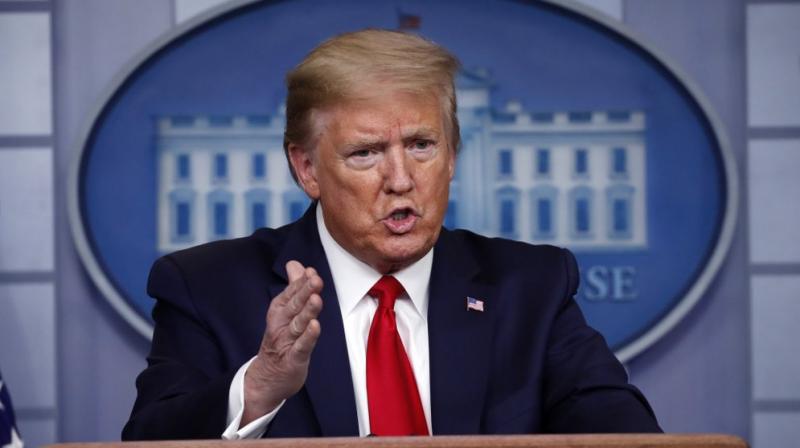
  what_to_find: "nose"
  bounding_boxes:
[382,146,414,194]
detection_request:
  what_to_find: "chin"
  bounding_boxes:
[378,242,431,268]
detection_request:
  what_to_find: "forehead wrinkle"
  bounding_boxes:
[320,93,445,152]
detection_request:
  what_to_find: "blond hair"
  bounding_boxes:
[283,29,461,182]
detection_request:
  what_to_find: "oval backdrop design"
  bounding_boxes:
[69,0,737,362]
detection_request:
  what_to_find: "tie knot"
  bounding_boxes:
[368,275,405,309]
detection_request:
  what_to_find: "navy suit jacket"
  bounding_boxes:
[122,205,660,440]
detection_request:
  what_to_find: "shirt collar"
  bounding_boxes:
[316,203,432,320]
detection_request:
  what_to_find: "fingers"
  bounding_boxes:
[288,293,323,338]
[285,272,322,322]
[278,262,323,308]
[286,260,305,283]
[290,318,321,364]
[266,261,323,343]
[279,261,307,308]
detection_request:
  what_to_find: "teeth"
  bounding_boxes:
[392,211,409,220]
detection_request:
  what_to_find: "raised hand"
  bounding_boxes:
[241,260,323,425]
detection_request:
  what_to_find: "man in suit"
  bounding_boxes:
[123,29,660,440]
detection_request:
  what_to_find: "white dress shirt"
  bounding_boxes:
[222,204,432,438]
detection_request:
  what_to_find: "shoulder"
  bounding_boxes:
[149,224,294,286]
[145,224,300,317]
[441,228,575,277]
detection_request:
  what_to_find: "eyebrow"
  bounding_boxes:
[342,137,386,152]
[342,127,441,151]
[401,127,441,144]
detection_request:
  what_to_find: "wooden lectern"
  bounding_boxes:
[47,434,747,448]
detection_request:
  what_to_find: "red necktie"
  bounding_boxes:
[366,275,429,436]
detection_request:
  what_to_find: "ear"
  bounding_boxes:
[288,143,320,200]
[447,146,456,181]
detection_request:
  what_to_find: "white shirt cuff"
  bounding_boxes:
[222,356,285,440]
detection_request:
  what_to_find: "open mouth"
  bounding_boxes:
[390,209,411,220]
[382,207,418,234]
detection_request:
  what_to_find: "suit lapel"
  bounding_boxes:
[427,229,494,434]
[269,204,359,436]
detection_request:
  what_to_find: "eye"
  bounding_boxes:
[412,140,434,150]
[344,147,379,169]
[350,149,373,158]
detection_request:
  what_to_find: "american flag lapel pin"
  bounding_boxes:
[466,296,485,312]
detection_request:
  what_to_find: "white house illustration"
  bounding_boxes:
[156,70,647,253]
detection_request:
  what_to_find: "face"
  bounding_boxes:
[289,90,455,274]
